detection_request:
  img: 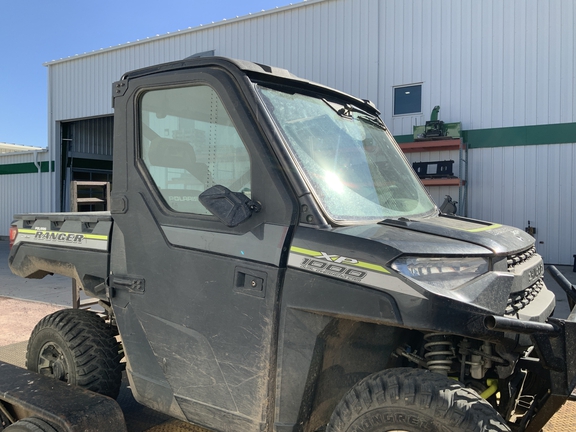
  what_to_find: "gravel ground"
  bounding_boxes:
[0,297,62,347]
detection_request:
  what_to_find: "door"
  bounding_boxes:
[110,69,296,431]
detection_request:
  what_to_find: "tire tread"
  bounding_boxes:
[327,368,511,432]
[26,309,123,399]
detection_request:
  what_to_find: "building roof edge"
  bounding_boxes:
[44,0,327,67]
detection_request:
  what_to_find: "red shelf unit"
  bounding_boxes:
[399,139,462,154]
[399,139,465,187]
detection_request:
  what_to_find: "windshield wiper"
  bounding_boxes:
[358,114,387,130]
[322,99,386,129]
[323,99,369,117]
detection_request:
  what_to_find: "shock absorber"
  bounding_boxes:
[424,333,455,375]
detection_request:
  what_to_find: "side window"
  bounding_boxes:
[140,85,251,214]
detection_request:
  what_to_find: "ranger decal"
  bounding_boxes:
[16,229,108,251]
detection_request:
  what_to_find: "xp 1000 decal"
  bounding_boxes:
[288,246,426,299]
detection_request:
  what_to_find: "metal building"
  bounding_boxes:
[0,144,53,236]
[3,0,575,264]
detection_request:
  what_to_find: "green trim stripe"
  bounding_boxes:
[463,123,576,149]
[19,228,108,241]
[0,158,112,175]
[290,246,319,256]
[290,246,390,274]
[464,224,502,233]
[395,122,576,149]
[18,229,38,234]
[0,161,54,175]
[84,234,108,240]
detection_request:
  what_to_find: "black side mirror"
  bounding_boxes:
[199,185,261,227]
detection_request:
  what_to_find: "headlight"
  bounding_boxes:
[391,256,489,290]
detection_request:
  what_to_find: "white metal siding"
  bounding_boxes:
[382,0,576,134]
[0,152,53,236]
[47,0,576,131]
[47,0,381,122]
[47,0,576,138]
[469,143,576,265]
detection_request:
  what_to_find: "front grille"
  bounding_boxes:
[505,279,544,316]
[507,246,536,270]
[505,246,541,316]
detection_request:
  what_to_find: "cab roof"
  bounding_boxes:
[119,56,380,116]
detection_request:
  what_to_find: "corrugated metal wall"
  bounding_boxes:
[45,0,576,263]
[0,152,53,236]
[469,143,576,265]
[47,0,575,132]
[63,116,114,158]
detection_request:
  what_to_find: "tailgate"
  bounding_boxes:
[8,212,112,299]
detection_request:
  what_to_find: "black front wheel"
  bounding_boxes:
[26,309,123,399]
[327,368,511,432]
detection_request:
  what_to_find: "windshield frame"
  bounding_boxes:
[255,83,438,225]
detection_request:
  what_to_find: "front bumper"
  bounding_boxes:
[486,266,576,432]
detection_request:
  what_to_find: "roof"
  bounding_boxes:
[0,143,45,154]
[44,0,325,66]
[119,56,381,117]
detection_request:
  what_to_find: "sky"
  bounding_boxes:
[0,0,297,148]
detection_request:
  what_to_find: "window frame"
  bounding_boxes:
[138,83,252,216]
[127,67,297,235]
[393,83,423,116]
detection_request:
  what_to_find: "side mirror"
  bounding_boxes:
[199,185,261,227]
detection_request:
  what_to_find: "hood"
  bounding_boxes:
[378,214,534,255]
[322,214,534,260]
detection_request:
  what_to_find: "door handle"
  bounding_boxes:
[234,267,267,298]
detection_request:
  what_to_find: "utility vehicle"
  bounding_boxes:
[4,57,576,432]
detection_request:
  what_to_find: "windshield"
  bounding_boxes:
[258,86,437,222]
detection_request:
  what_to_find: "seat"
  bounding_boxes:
[148,137,214,188]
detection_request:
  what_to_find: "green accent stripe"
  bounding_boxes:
[463,123,576,149]
[394,134,414,144]
[395,122,576,149]
[0,161,55,175]
[290,246,319,256]
[19,228,108,241]
[83,233,108,240]
[464,224,502,233]
[290,246,390,274]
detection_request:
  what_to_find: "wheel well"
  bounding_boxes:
[301,318,414,432]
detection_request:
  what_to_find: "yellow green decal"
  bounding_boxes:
[290,246,389,274]
[464,224,502,233]
[18,229,108,243]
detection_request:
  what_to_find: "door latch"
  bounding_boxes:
[234,267,267,298]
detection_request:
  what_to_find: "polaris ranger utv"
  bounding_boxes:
[4,56,576,432]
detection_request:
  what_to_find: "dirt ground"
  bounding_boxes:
[0,296,62,347]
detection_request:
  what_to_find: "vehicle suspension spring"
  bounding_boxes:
[424,333,455,375]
